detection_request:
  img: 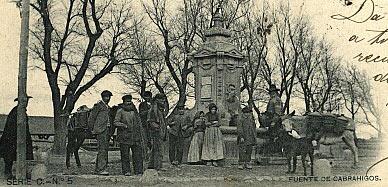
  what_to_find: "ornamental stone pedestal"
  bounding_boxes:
[189,10,244,127]
[186,9,246,163]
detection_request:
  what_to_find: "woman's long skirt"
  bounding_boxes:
[187,132,204,163]
[201,127,224,161]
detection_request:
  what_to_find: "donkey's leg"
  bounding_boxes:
[66,145,72,169]
[309,151,314,176]
[342,131,359,167]
[286,155,292,173]
[74,147,81,167]
[74,130,86,168]
[302,154,307,176]
[291,155,297,173]
[66,131,76,169]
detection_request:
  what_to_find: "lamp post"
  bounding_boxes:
[16,0,30,180]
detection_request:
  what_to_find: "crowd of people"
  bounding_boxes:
[0,84,284,178]
[86,87,275,176]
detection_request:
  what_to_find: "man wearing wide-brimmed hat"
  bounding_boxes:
[266,84,283,117]
[88,90,112,175]
[265,84,284,150]
[0,96,34,179]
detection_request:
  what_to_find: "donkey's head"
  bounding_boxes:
[258,111,272,128]
[279,110,296,132]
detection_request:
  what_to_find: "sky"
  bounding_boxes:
[0,0,387,138]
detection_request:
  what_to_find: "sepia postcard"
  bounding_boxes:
[0,0,388,186]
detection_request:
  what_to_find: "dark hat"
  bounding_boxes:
[143,91,152,98]
[154,93,165,100]
[14,96,33,102]
[101,90,113,97]
[267,84,280,92]
[77,105,90,111]
[242,106,252,113]
[122,94,132,101]
[208,103,217,110]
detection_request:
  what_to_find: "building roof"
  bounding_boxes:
[0,114,55,135]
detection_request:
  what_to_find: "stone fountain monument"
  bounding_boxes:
[189,8,244,126]
[186,8,245,162]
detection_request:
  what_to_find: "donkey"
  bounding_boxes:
[256,111,295,157]
[278,117,315,176]
[281,115,359,168]
[66,105,119,169]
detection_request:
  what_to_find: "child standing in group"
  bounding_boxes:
[237,106,257,169]
[187,111,206,164]
[201,103,224,167]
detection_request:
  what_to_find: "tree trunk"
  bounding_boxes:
[304,92,311,113]
[283,92,291,114]
[170,85,187,116]
[52,109,68,155]
[248,90,260,118]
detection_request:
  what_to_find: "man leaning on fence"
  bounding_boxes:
[88,90,112,176]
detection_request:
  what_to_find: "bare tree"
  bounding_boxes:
[294,33,318,113]
[115,16,173,100]
[272,3,301,114]
[203,0,250,29]
[30,0,138,154]
[340,65,364,119]
[352,69,384,137]
[309,42,341,112]
[233,2,270,116]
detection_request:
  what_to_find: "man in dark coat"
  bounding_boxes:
[88,90,112,175]
[225,84,241,127]
[167,105,190,166]
[114,94,145,176]
[237,106,257,170]
[139,91,152,148]
[266,84,283,136]
[0,96,34,179]
[266,84,284,154]
[146,93,167,170]
[266,84,283,121]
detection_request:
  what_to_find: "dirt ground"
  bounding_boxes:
[1,141,386,187]
[1,152,384,186]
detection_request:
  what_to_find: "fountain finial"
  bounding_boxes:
[213,5,223,28]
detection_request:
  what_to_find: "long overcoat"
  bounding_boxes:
[147,102,167,140]
[237,112,257,146]
[114,103,145,145]
[0,106,34,161]
[88,100,110,134]
[167,111,191,137]
[266,94,283,116]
